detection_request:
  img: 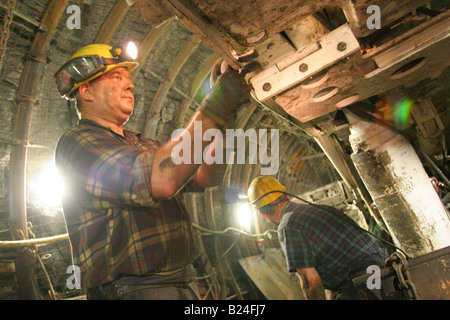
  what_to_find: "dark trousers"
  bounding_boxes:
[334,253,386,300]
[86,282,199,300]
[86,265,199,300]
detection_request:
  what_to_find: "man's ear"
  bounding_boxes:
[78,82,95,102]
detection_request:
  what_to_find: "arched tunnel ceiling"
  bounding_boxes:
[0,0,339,205]
[0,1,448,228]
[2,0,448,202]
[0,1,345,300]
[1,0,449,300]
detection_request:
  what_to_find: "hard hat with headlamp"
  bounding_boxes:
[54,42,139,99]
[248,176,286,209]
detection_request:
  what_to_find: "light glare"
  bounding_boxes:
[127,41,138,60]
[30,162,64,209]
[237,203,252,230]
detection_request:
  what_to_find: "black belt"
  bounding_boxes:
[86,281,190,300]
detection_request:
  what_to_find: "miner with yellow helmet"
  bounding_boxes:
[54,42,253,300]
[247,176,388,300]
[247,175,288,225]
[55,43,139,99]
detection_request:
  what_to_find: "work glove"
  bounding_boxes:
[197,52,259,127]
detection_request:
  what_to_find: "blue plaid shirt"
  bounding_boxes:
[278,202,384,290]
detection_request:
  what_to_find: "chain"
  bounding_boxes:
[7,219,37,263]
[0,0,16,71]
[27,221,36,240]
[386,251,419,299]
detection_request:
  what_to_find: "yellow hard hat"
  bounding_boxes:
[248,176,286,209]
[55,43,139,99]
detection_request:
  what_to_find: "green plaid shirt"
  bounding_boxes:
[55,119,195,289]
[278,202,383,290]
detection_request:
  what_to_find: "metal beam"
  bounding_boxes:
[204,189,243,300]
[172,53,219,127]
[143,34,202,138]
[132,19,171,81]
[222,107,263,188]
[184,193,219,300]
[94,0,130,44]
[9,0,69,300]
[159,0,241,70]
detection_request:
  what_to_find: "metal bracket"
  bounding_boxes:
[250,23,360,102]
[411,99,445,139]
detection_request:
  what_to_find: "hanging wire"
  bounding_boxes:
[201,273,218,300]
[219,234,241,260]
[27,222,57,300]
[192,222,277,238]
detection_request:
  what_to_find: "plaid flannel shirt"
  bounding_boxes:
[278,202,383,290]
[55,119,195,289]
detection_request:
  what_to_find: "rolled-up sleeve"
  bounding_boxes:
[279,226,316,272]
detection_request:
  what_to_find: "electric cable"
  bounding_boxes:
[219,234,241,260]
[192,223,277,238]
[250,190,410,259]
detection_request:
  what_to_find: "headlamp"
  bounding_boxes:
[126,41,138,60]
[110,41,138,62]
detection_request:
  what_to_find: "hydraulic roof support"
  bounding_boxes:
[346,112,450,258]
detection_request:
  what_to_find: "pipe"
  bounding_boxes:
[419,150,450,187]
[8,0,68,300]
[143,35,202,138]
[0,233,69,249]
[37,254,57,300]
[312,133,375,225]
